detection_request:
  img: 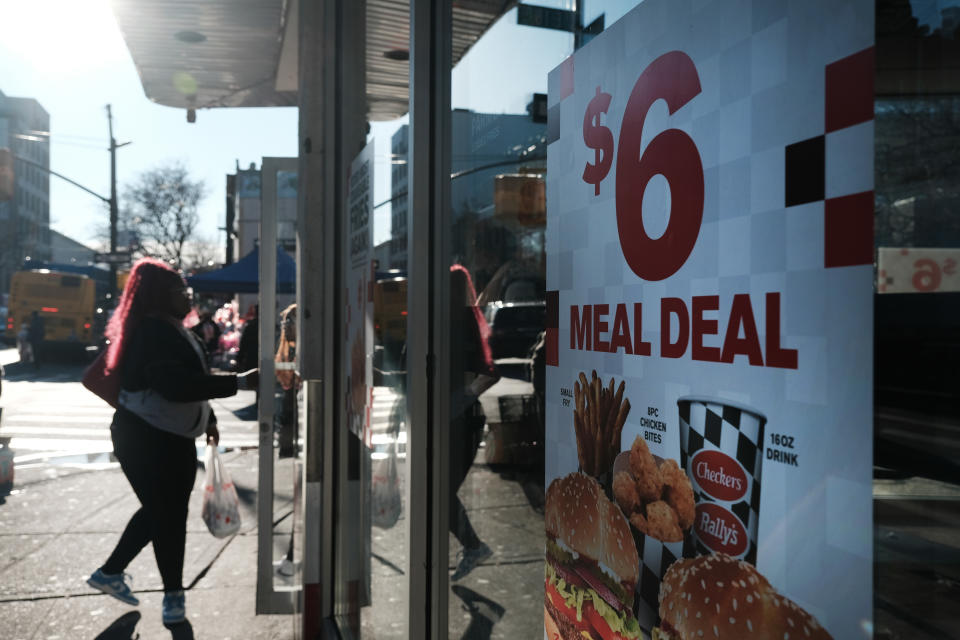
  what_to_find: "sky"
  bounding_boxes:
[0,0,298,252]
[0,0,653,255]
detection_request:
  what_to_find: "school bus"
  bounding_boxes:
[5,270,97,351]
[373,271,407,372]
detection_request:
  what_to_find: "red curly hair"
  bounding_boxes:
[450,264,494,377]
[104,258,186,372]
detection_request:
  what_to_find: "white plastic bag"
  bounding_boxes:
[201,445,241,538]
[370,441,402,529]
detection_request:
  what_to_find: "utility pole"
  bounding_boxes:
[107,105,118,305]
[106,105,131,306]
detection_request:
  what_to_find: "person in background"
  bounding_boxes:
[84,258,257,627]
[238,304,259,373]
[190,308,221,366]
[28,311,44,368]
[16,322,32,364]
[238,304,260,411]
[275,303,299,458]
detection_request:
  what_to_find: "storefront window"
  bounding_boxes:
[444,6,573,638]
[874,1,960,636]
[355,121,411,639]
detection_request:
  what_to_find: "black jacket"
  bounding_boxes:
[115,316,237,428]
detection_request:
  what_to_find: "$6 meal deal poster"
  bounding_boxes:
[544,1,873,639]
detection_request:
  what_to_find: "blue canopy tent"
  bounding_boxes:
[187,246,296,293]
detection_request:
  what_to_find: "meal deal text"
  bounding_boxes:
[544,1,874,638]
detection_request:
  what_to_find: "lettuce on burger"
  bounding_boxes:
[544,472,642,640]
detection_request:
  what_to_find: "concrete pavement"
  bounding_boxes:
[0,446,296,639]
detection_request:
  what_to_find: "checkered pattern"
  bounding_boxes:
[633,530,696,628]
[679,398,765,564]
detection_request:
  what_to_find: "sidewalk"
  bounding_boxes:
[0,447,295,639]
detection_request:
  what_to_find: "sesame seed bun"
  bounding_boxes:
[545,472,639,586]
[657,554,833,640]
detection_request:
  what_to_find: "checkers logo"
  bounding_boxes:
[694,503,748,557]
[691,450,747,502]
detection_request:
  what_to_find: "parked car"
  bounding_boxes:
[479,264,545,361]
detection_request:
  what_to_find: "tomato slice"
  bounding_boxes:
[584,603,623,640]
[545,580,579,622]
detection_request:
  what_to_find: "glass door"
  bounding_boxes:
[257,156,300,614]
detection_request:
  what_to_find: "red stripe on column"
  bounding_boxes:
[546,290,559,366]
[825,191,874,268]
[559,56,574,101]
[302,583,322,639]
[825,47,874,133]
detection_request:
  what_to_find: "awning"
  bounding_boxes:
[110,0,516,120]
[187,246,295,293]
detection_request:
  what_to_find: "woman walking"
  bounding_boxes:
[84,258,256,625]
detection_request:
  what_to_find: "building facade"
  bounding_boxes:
[0,90,51,292]
[49,229,95,265]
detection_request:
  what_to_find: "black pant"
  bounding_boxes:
[449,402,484,550]
[278,388,297,453]
[102,409,197,592]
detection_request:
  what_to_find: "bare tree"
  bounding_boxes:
[182,236,224,273]
[122,163,205,269]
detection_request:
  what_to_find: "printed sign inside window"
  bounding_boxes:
[544,1,874,638]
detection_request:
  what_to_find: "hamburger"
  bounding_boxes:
[652,554,833,640]
[544,472,642,640]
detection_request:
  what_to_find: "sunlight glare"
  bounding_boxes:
[2,0,127,73]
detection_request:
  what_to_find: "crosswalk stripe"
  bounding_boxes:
[5,415,114,424]
[1,426,110,437]
[0,417,256,432]
[10,438,261,461]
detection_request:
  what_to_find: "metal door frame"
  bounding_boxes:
[257,155,299,615]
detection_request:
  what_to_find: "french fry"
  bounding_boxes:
[574,381,583,422]
[574,412,587,470]
[605,380,624,447]
[613,398,631,452]
[572,370,634,476]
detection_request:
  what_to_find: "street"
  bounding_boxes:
[0,347,259,471]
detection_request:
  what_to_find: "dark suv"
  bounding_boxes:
[482,271,545,361]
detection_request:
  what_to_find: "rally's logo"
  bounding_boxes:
[694,503,748,557]
[691,450,748,502]
[582,51,704,281]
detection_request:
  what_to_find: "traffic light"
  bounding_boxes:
[0,148,13,202]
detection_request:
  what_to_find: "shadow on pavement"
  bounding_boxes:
[235,482,257,507]
[164,619,195,639]
[451,585,505,640]
[93,611,141,639]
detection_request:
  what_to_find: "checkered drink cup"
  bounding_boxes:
[678,397,766,565]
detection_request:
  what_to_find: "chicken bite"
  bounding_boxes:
[659,458,696,530]
[645,500,684,542]
[629,512,650,537]
[629,436,663,502]
[613,471,641,515]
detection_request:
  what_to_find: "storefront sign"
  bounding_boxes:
[545,1,873,638]
[344,141,374,444]
[878,247,960,293]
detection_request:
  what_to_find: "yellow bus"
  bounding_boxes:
[5,270,97,351]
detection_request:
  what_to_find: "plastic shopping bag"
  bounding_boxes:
[201,445,241,538]
[370,440,402,529]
